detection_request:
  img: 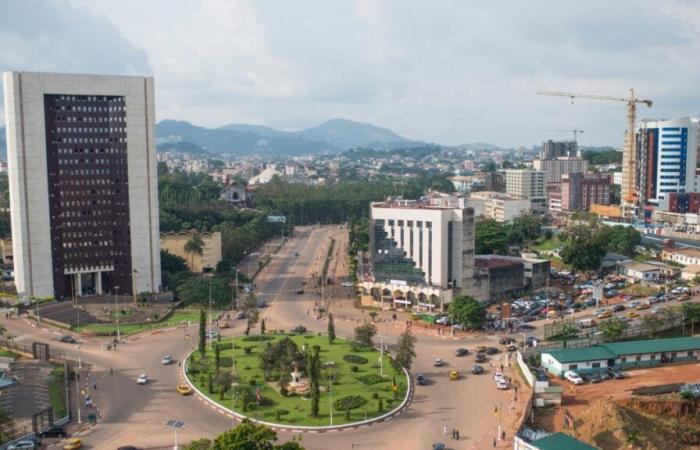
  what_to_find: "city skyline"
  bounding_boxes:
[0,1,699,148]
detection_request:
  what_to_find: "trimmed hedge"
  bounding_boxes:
[241,335,275,342]
[356,374,387,385]
[334,395,367,410]
[342,354,368,364]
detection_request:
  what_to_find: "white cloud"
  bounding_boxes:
[3,0,700,147]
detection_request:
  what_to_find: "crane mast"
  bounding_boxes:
[537,89,653,217]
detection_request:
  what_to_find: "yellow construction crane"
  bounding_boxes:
[537,89,652,213]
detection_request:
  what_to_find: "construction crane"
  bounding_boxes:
[543,128,584,143]
[537,89,653,215]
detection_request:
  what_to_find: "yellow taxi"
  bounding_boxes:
[449,370,460,380]
[177,384,193,395]
[596,311,612,319]
[626,311,640,319]
[64,438,83,450]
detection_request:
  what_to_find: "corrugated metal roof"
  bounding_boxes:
[544,337,700,364]
[533,432,598,450]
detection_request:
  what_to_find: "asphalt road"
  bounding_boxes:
[3,226,523,450]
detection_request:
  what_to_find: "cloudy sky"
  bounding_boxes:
[2,0,700,147]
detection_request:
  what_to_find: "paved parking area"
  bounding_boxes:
[0,360,55,436]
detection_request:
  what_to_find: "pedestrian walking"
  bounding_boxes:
[493,437,497,447]
[452,429,456,440]
[110,367,113,375]
[502,431,506,441]
[443,424,448,436]
[456,430,460,440]
[93,382,97,390]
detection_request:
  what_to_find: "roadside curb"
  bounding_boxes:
[182,348,414,433]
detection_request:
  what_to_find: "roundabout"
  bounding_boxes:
[183,331,412,430]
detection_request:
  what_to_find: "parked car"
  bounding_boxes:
[436,316,450,325]
[296,289,304,295]
[292,325,307,334]
[205,330,220,339]
[496,380,510,390]
[472,365,484,375]
[235,311,246,320]
[39,425,66,438]
[564,370,584,385]
[475,346,487,353]
[177,384,193,395]
[606,367,624,379]
[454,348,469,357]
[416,374,426,385]
[587,372,602,383]
[519,323,535,331]
[433,358,444,367]
[612,304,625,312]
[449,370,460,380]
[432,443,445,450]
[493,371,506,383]
[137,374,148,385]
[161,355,173,365]
[58,335,77,344]
[498,337,515,345]
[8,441,36,450]
[341,282,354,287]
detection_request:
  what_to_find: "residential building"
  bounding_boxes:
[681,264,700,281]
[249,166,282,185]
[661,247,700,266]
[541,336,700,376]
[358,198,475,310]
[666,192,700,213]
[3,71,161,299]
[539,140,578,160]
[636,117,700,206]
[505,169,546,210]
[560,173,612,211]
[160,231,222,273]
[613,171,622,185]
[468,191,530,222]
[449,175,474,193]
[473,171,505,192]
[532,157,588,183]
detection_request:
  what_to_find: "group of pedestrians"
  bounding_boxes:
[442,424,461,440]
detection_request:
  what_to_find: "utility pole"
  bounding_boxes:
[329,373,333,427]
[380,333,384,377]
[114,286,120,342]
[205,268,213,351]
[75,367,82,424]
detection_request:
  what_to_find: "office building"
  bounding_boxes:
[539,140,578,160]
[666,192,700,213]
[636,117,700,206]
[613,172,623,185]
[468,191,531,222]
[560,173,612,211]
[3,71,161,299]
[505,169,546,210]
[358,198,475,310]
[532,157,588,183]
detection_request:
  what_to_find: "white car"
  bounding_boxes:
[137,373,148,385]
[8,441,36,450]
[433,358,443,367]
[564,370,583,385]
[496,380,510,390]
[493,371,506,383]
[161,355,173,365]
[341,281,354,287]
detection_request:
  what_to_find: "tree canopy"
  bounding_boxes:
[448,295,486,330]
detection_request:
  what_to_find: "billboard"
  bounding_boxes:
[267,215,286,223]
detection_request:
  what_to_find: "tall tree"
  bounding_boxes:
[327,313,336,344]
[213,418,306,450]
[641,314,664,338]
[184,233,205,271]
[682,302,700,336]
[307,345,321,417]
[660,305,682,329]
[448,295,486,330]
[198,309,206,355]
[260,318,266,335]
[597,317,628,342]
[393,328,417,371]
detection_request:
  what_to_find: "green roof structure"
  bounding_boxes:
[532,432,598,450]
[544,336,700,364]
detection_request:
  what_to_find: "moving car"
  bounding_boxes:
[63,439,83,450]
[58,335,77,344]
[416,374,426,385]
[449,370,460,380]
[496,380,510,390]
[205,330,220,339]
[161,355,173,365]
[177,384,193,395]
[454,348,469,357]
[137,374,148,385]
[39,425,67,438]
[432,443,445,450]
[433,358,444,367]
[475,346,487,353]
[296,289,304,295]
[564,370,583,385]
[484,347,499,355]
[471,365,484,375]
[493,371,506,383]
[341,282,354,287]
[475,353,487,363]
[596,311,612,319]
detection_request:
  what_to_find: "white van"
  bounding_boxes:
[564,370,584,385]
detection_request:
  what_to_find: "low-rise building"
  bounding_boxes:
[472,256,524,302]
[160,231,222,273]
[468,191,530,222]
[515,432,597,450]
[661,247,700,266]
[617,261,660,281]
[681,264,700,281]
[541,336,700,376]
[220,181,252,207]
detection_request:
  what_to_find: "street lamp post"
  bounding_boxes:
[75,367,82,424]
[206,267,213,351]
[329,372,333,427]
[114,286,121,342]
[166,420,184,450]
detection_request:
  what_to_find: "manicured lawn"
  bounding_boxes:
[73,310,204,335]
[187,333,408,427]
[48,366,67,418]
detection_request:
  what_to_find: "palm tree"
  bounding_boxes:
[184,233,205,272]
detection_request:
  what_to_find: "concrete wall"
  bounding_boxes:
[161,231,222,273]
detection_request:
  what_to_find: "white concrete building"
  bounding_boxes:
[359,198,475,310]
[3,71,161,299]
[613,171,623,185]
[617,261,660,281]
[532,157,588,183]
[468,191,531,222]
[504,169,546,210]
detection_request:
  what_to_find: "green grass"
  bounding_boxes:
[187,333,408,427]
[533,237,562,252]
[73,310,204,336]
[48,366,67,418]
[0,349,19,359]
